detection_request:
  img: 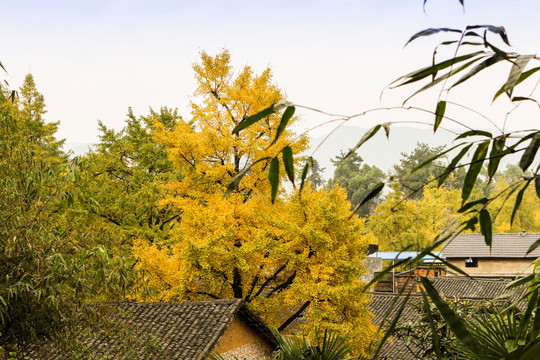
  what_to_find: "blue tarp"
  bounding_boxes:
[368,251,444,262]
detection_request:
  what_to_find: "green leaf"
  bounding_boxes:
[494,66,540,100]
[462,141,490,203]
[343,125,381,161]
[232,104,275,134]
[511,96,540,104]
[487,136,506,182]
[349,182,384,219]
[269,157,280,203]
[511,179,533,225]
[412,143,463,173]
[382,122,390,139]
[281,146,294,186]
[225,157,270,196]
[455,129,492,140]
[519,133,540,171]
[479,209,492,247]
[299,157,313,192]
[402,57,484,103]
[520,339,540,360]
[438,144,473,187]
[0,60,6,72]
[0,90,5,103]
[466,25,510,45]
[504,55,534,98]
[451,54,506,89]
[434,101,446,132]
[535,175,540,198]
[393,51,484,87]
[270,106,295,146]
[527,238,540,255]
[404,27,462,46]
[420,277,479,355]
[421,292,442,359]
[458,197,488,213]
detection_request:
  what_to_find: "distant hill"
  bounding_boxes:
[308,126,458,180]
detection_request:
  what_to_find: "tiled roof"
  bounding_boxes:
[22,299,276,360]
[442,233,540,258]
[370,276,527,359]
[430,276,522,301]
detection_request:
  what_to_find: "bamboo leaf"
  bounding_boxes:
[488,136,506,182]
[479,209,492,247]
[519,133,540,171]
[382,122,390,139]
[438,144,473,187]
[494,66,540,100]
[504,55,535,98]
[343,125,381,161]
[392,51,484,87]
[420,277,479,354]
[434,100,446,133]
[511,179,533,225]
[270,106,295,146]
[404,28,462,46]
[299,157,313,192]
[451,54,506,89]
[462,141,490,203]
[527,238,540,255]
[455,130,492,140]
[421,292,442,359]
[511,96,540,104]
[349,182,384,219]
[466,25,510,45]
[269,157,280,203]
[413,143,463,173]
[225,157,270,196]
[233,104,276,134]
[281,146,294,186]
[458,197,488,213]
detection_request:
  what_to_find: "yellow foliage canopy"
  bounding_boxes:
[133,50,375,355]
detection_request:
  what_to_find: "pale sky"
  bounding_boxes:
[2,0,539,145]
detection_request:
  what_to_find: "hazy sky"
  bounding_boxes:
[2,0,539,145]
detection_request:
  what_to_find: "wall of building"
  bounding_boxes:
[212,317,273,360]
[446,258,535,276]
[362,257,383,283]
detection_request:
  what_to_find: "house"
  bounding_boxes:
[368,251,446,292]
[442,233,540,276]
[370,276,526,359]
[22,299,277,360]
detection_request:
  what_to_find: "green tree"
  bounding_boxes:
[73,107,183,249]
[392,142,450,199]
[328,151,384,217]
[306,157,326,189]
[0,74,132,352]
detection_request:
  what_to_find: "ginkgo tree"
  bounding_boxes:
[133,50,376,356]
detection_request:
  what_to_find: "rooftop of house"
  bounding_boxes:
[23,298,276,360]
[370,276,527,359]
[368,251,444,262]
[442,233,540,259]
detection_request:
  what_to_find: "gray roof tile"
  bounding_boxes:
[22,299,276,360]
[442,233,540,258]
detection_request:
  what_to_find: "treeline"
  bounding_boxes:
[1,53,376,357]
[316,143,539,251]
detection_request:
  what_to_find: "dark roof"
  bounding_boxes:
[430,276,522,301]
[370,276,527,359]
[442,233,540,258]
[22,299,276,360]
